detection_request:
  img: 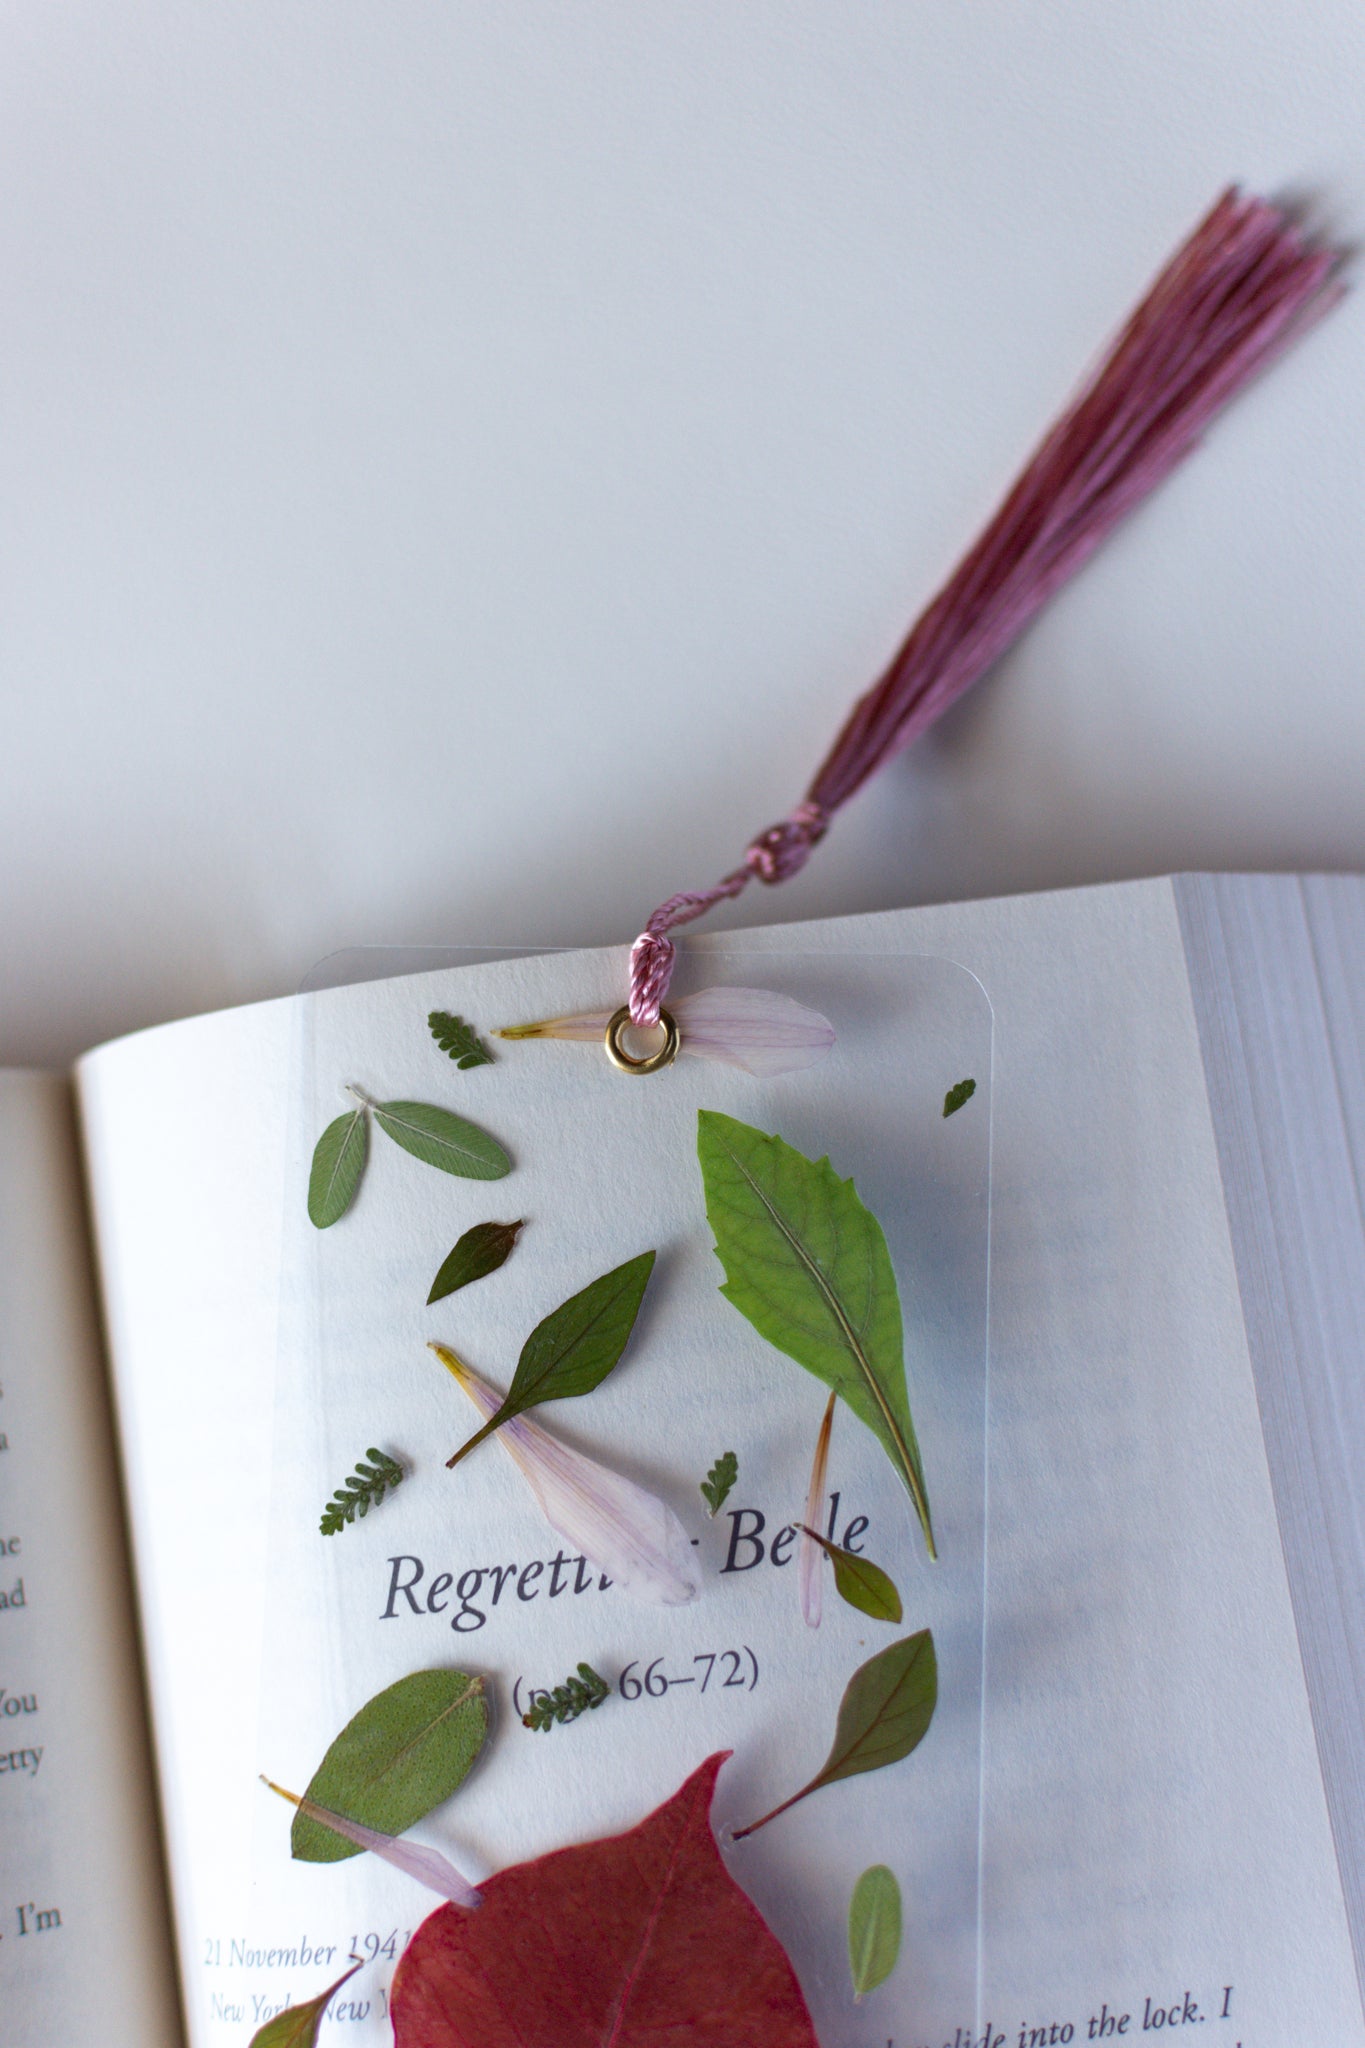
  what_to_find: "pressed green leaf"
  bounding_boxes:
[521,1662,611,1732]
[942,1077,976,1118]
[799,1526,903,1623]
[249,1964,361,2047]
[696,1111,934,1557]
[374,1100,511,1181]
[446,1251,656,1468]
[734,1631,936,1839]
[308,1108,369,1227]
[429,1010,493,1069]
[319,1448,405,1535]
[700,1450,738,1517]
[292,1668,488,1864]
[848,1865,902,2000]
[428,1219,525,1305]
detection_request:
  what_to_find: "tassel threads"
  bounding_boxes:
[627,189,1342,1028]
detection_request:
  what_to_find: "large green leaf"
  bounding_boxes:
[446,1251,656,1468]
[734,1631,936,1838]
[307,1108,369,1227]
[848,1865,902,2000]
[374,1100,511,1180]
[428,1219,525,1305]
[696,1111,933,1556]
[249,1966,360,2047]
[292,1668,487,1864]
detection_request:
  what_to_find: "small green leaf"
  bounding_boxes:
[374,1100,511,1180]
[308,1108,369,1227]
[319,1449,405,1535]
[733,1630,936,1838]
[291,1668,488,1864]
[428,1219,525,1305]
[697,1111,934,1557]
[248,1964,361,2047]
[943,1077,976,1117]
[521,1662,611,1732]
[429,1010,493,1069]
[447,1251,656,1468]
[799,1526,902,1622]
[700,1450,738,1517]
[848,1865,902,2000]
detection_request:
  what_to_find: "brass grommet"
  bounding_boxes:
[604,1005,680,1075]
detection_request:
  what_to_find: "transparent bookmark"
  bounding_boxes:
[251,937,993,2048]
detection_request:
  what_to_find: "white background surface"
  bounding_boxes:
[3,3,1364,1065]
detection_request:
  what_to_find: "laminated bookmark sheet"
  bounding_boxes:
[249,941,993,2046]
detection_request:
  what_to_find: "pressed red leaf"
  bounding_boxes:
[390,1752,820,2048]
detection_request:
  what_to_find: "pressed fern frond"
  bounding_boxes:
[522,1663,610,1732]
[700,1450,738,1516]
[319,1449,405,1535]
[428,1011,493,1069]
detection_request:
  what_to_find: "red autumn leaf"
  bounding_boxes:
[390,1751,821,2047]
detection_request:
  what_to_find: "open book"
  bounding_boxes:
[6,873,1365,2048]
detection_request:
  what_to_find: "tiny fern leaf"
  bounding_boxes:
[319,1449,405,1535]
[700,1451,738,1516]
[429,1011,493,1069]
[522,1664,611,1732]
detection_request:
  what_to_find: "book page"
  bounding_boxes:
[0,1072,183,2047]
[77,891,1365,2048]
[81,944,991,2046]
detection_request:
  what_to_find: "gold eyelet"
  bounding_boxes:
[603,1005,680,1075]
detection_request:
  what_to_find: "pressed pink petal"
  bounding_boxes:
[262,1779,480,1908]
[496,988,834,1078]
[798,1393,837,1629]
[434,1349,701,1607]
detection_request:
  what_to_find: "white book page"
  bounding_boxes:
[82,944,992,2046]
[0,1072,182,2047]
[78,888,1365,2048]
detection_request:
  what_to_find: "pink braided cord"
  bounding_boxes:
[628,189,1341,1025]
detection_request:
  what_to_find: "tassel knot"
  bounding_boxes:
[744,802,829,884]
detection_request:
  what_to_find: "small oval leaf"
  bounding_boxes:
[292,1668,488,1864]
[798,1525,903,1623]
[374,1100,511,1180]
[308,1108,369,1227]
[248,1964,360,2047]
[428,1220,525,1305]
[848,1864,902,1999]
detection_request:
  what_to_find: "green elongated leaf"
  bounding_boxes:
[696,1111,934,1557]
[249,1965,361,2047]
[848,1865,902,2000]
[942,1077,976,1118]
[446,1251,656,1468]
[429,1010,493,1069]
[292,1668,488,1864]
[733,1631,936,1839]
[428,1219,525,1304]
[700,1450,738,1516]
[374,1100,511,1181]
[798,1526,902,1623]
[308,1108,369,1227]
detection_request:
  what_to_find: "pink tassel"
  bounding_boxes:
[629,190,1342,1026]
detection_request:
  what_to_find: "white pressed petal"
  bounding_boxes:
[444,1354,701,1607]
[495,987,835,1077]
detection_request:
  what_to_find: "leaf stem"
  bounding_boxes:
[344,1083,378,1109]
[731,1779,816,1841]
